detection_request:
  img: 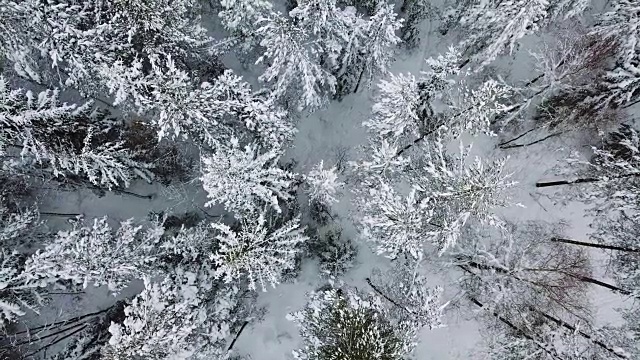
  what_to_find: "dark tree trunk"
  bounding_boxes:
[499,131,564,149]
[536,172,640,188]
[353,67,366,94]
[227,320,249,351]
[536,177,601,187]
[551,237,640,253]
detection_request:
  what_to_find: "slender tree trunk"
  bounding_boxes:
[536,172,640,188]
[524,73,545,88]
[535,309,628,359]
[10,322,87,347]
[499,131,564,149]
[565,273,635,297]
[498,126,542,147]
[536,177,601,188]
[24,324,88,358]
[622,97,640,109]
[227,320,249,351]
[353,67,366,94]
[366,278,409,313]
[467,295,565,360]
[458,257,635,298]
[458,265,628,359]
[12,306,114,336]
[551,237,640,253]
[113,188,154,200]
[39,211,82,217]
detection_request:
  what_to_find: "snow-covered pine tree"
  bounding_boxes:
[219,0,273,49]
[1,0,212,96]
[160,221,215,264]
[0,203,45,331]
[363,72,422,139]
[306,225,358,278]
[1,1,297,155]
[0,77,153,189]
[28,217,164,293]
[256,13,336,110]
[355,136,515,259]
[211,211,308,291]
[400,0,432,49]
[201,138,296,216]
[592,0,640,106]
[305,160,344,207]
[288,287,417,360]
[337,3,403,94]
[455,0,590,67]
[104,266,246,359]
[290,0,353,47]
[360,48,511,162]
[353,50,515,259]
[117,57,295,149]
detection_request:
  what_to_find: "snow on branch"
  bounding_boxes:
[28,217,164,293]
[355,137,515,259]
[0,77,152,188]
[201,138,296,216]
[304,160,344,207]
[211,211,308,291]
[105,267,243,359]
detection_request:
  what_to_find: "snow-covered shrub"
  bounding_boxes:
[201,138,296,216]
[211,211,308,291]
[306,226,357,278]
[28,217,165,293]
[104,267,244,359]
[305,160,344,208]
[288,287,417,360]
